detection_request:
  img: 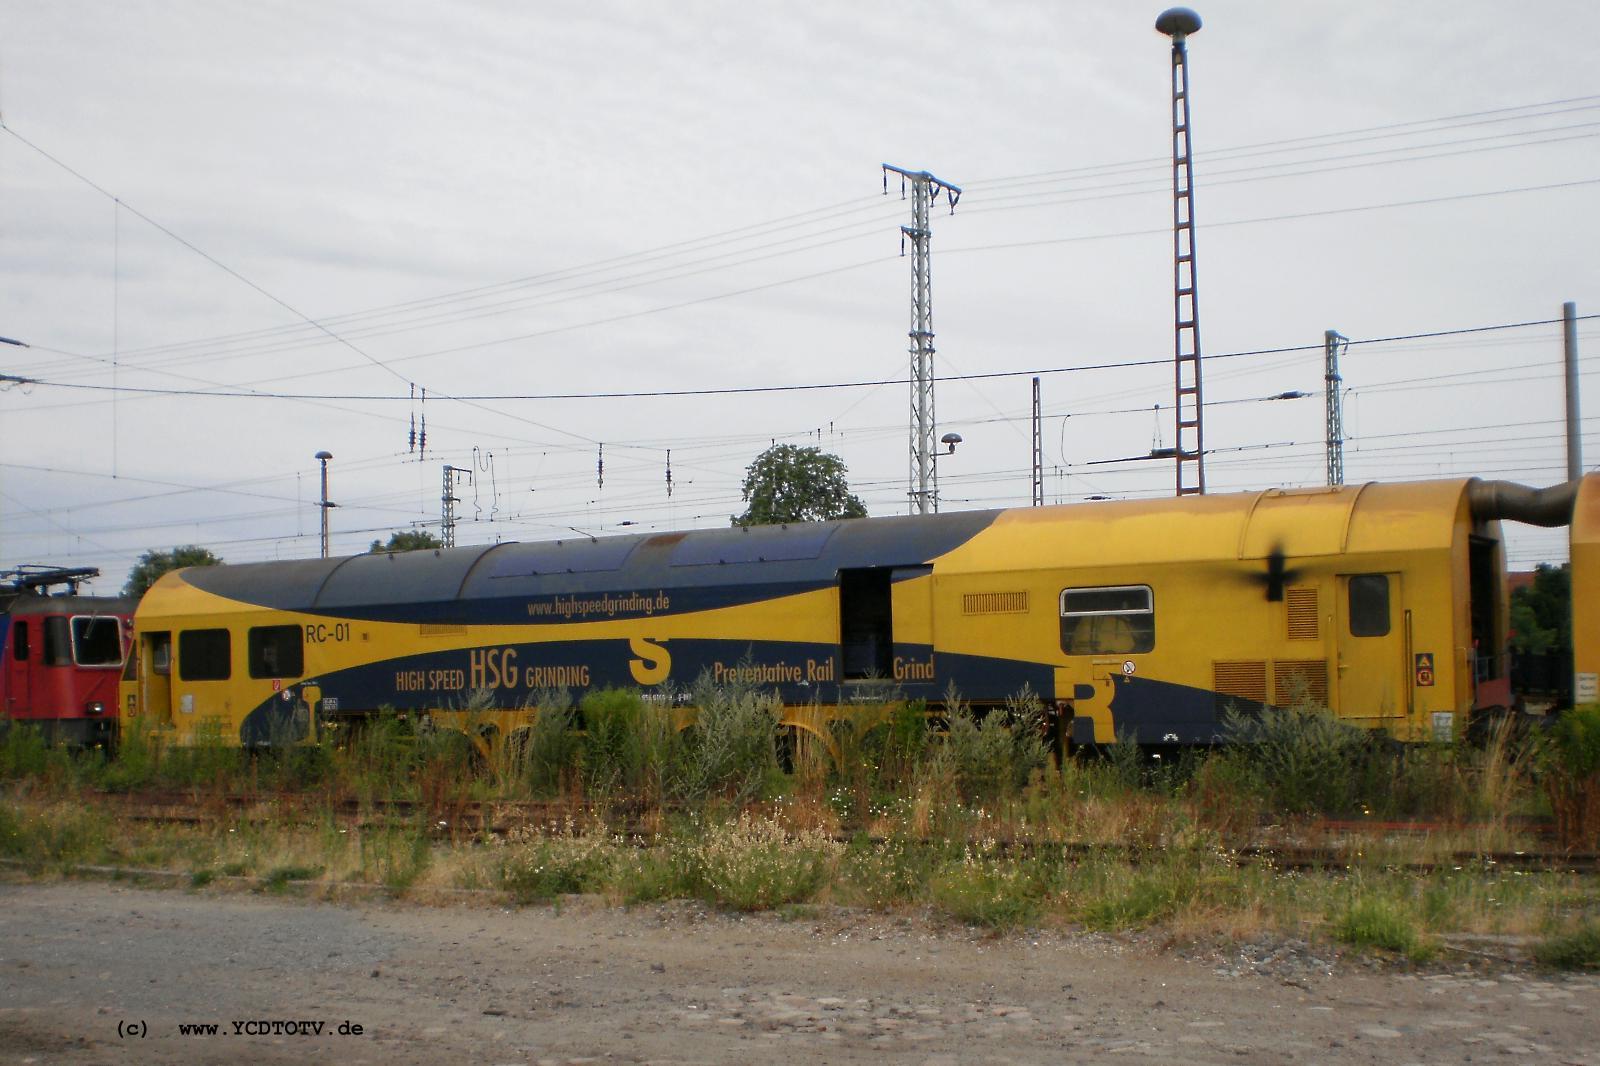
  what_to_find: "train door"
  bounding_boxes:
[1333,572,1405,726]
[140,631,173,727]
[839,568,894,680]
[5,619,29,719]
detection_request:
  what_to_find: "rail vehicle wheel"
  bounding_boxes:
[469,723,499,763]
[414,724,481,771]
[504,727,536,766]
[1467,704,1535,746]
[775,726,797,774]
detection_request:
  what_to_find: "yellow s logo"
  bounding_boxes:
[628,638,671,685]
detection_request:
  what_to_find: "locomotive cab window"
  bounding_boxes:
[1060,585,1155,655]
[248,625,304,679]
[1348,574,1390,637]
[43,616,72,666]
[179,629,231,682]
[11,621,27,661]
[72,616,123,667]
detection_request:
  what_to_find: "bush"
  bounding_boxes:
[519,691,584,797]
[0,725,51,780]
[262,743,334,791]
[684,814,840,911]
[1225,704,1372,815]
[1542,704,1600,850]
[581,688,675,800]
[928,847,1044,929]
[845,701,930,796]
[674,676,779,807]
[837,833,942,908]
[1187,750,1263,836]
[337,713,418,800]
[939,686,1050,805]
[499,830,616,904]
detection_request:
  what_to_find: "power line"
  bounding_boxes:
[0,121,417,390]
[28,95,1586,380]
[7,313,1592,403]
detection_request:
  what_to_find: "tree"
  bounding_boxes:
[370,530,443,553]
[733,444,867,526]
[123,545,222,599]
[1509,562,1570,654]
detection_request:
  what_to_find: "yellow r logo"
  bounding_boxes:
[629,637,671,685]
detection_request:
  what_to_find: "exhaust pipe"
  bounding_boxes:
[1466,478,1580,528]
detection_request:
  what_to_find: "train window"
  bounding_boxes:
[1059,585,1155,655]
[248,626,304,679]
[43,616,72,666]
[72,616,123,667]
[1348,574,1390,637]
[150,634,171,677]
[178,629,231,681]
[11,621,27,661]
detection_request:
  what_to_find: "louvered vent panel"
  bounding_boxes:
[1285,587,1320,641]
[1274,659,1330,706]
[1213,660,1268,705]
[418,624,467,638]
[963,591,1030,615]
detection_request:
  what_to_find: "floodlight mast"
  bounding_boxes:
[1157,7,1206,497]
[316,451,335,558]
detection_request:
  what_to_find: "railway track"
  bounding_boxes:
[88,790,1600,875]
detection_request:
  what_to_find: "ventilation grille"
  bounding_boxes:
[1214,660,1268,705]
[963,591,1030,615]
[1274,659,1330,706]
[1285,587,1320,641]
[418,624,467,638]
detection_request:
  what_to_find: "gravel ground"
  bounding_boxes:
[2,879,1599,1065]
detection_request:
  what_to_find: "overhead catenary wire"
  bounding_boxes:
[2,94,1593,571]
[20,93,1593,380]
[9,101,1587,388]
[6,313,1594,404]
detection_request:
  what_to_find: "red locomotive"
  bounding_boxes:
[0,567,133,747]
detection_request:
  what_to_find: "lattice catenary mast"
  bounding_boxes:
[1324,330,1348,486]
[1031,376,1044,507]
[883,164,961,515]
[1157,8,1206,496]
[440,464,471,548]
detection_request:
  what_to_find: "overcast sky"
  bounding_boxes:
[0,0,1595,591]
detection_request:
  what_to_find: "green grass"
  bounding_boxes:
[3,681,1594,960]
[498,832,614,904]
[928,852,1043,929]
[1331,893,1435,961]
[1534,921,1600,969]
[262,864,324,892]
